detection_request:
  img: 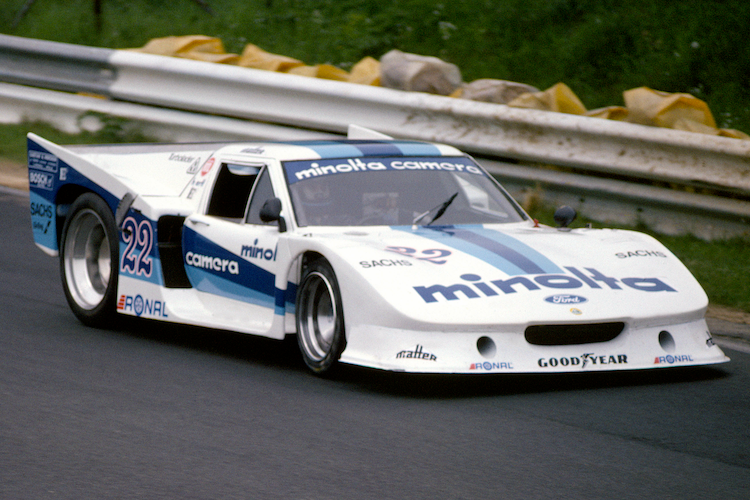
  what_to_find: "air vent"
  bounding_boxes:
[525,322,625,346]
[157,216,191,288]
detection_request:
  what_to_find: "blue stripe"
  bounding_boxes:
[394,141,442,156]
[183,228,293,315]
[285,140,443,159]
[398,226,563,276]
[292,141,363,159]
[345,140,403,156]
[275,285,297,315]
[188,267,276,309]
[275,288,286,314]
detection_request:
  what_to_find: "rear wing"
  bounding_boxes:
[27,133,220,255]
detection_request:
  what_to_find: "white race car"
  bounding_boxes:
[27,126,729,374]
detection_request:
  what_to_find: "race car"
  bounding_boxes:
[27,125,729,374]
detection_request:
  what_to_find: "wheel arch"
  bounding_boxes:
[294,254,347,374]
[299,250,326,276]
[54,185,96,247]
[284,250,341,334]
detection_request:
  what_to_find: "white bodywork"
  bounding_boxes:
[27,131,729,373]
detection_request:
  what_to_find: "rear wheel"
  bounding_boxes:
[296,259,346,374]
[60,193,119,326]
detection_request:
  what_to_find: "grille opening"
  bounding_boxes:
[525,322,625,346]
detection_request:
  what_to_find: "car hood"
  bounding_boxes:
[303,222,708,329]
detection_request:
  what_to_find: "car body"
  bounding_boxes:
[27,126,729,374]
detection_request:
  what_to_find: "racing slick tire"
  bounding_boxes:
[60,193,119,327]
[296,259,347,375]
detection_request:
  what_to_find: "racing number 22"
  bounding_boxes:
[386,246,452,264]
[121,216,153,277]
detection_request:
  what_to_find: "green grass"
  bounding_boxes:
[2,0,749,133]
[657,234,750,313]
[0,116,154,163]
[526,204,750,313]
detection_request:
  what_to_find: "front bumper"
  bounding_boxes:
[340,318,729,373]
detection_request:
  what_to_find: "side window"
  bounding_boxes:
[246,168,277,225]
[206,163,260,219]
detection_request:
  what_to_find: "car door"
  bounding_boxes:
[181,162,283,333]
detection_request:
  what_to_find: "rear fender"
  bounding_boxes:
[28,133,129,255]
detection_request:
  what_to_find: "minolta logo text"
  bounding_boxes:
[413,267,676,303]
[241,239,277,261]
[185,251,239,275]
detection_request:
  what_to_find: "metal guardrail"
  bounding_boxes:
[108,50,750,196]
[2,34,749,194]
[0,82,339,142]
[1,34,749,239]
[2,81,749,240]
[0,34,116,94]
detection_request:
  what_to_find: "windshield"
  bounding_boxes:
[283,156,526,227]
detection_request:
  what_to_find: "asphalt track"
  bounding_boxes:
[2,188,749,499]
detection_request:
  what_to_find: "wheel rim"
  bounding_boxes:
[63,208,111,310]
[298,271,338,362]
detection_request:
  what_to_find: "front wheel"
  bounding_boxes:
[296,259,346,374]
[60,193,119,327]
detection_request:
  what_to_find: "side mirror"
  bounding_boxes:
[553,205,577,230]
[259,197,287,232]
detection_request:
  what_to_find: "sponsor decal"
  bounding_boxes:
[30,202,53,219]
[28,150,58,173]
[396,345,437,361]
[538,353,628,369]
[183,227,278,308]
[284,156,486,184]
[121,216,154,277]
[359,259,412,269]
[29,191,56,249]
[386,246,452,265]
[117,294,168,318]
[706,331,716,347]
[32,220,51,234]
[469,361,514,371]
[30,200,54,236]
[187,159,201,174]
[241,146,266,155]
[241,239,277,261]
[616,249,667,259]
[397,226,563,276]
[168,153,201,174]
[413,267,676,303]
[200,157,215,176]
[545,294,587,305]
[186,251,239,275]
[169,153,196,164]
[29,170,54,191]
[654,355,694,364]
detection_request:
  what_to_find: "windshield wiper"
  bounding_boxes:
[412,192,458,227]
